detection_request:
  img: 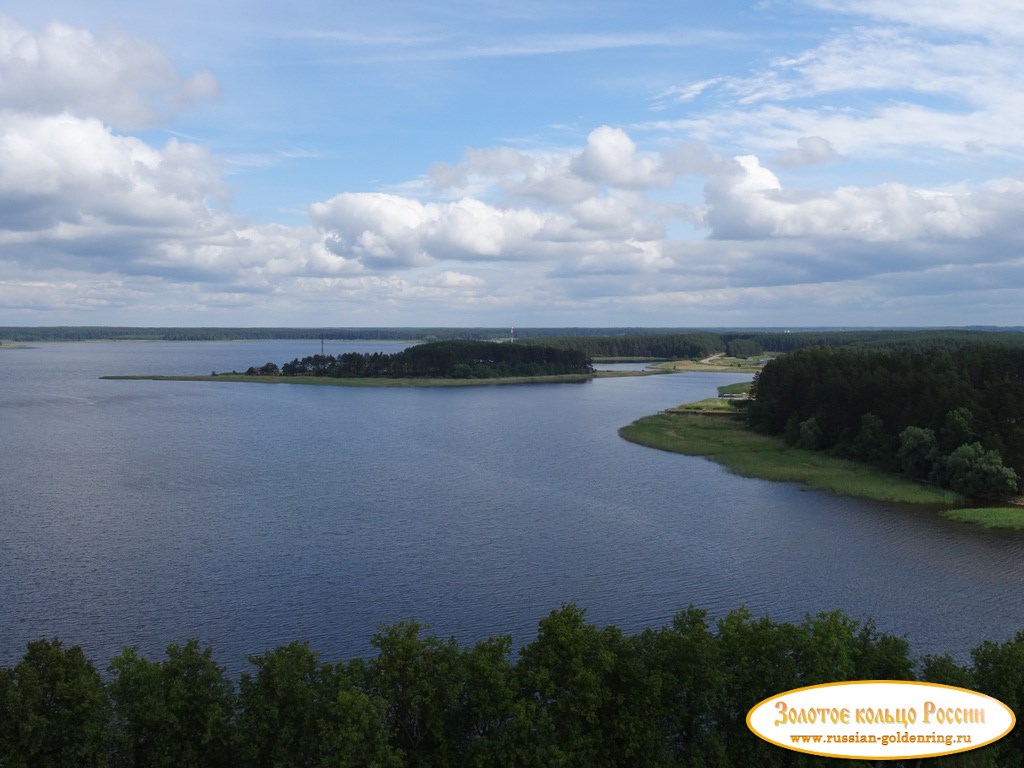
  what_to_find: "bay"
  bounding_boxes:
[1,340,1022,676]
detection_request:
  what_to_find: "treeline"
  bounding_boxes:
[254,340,592,379]
[0,326,743,343]
[747,345,1024,499]
[6,326,1023,351]
[526,329,1024,360]
[2,604,1021,767]
[526,333,726,360]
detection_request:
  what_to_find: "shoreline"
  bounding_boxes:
[100,370,649,387]
[619,408,1024,530]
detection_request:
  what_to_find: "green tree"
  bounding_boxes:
[643,607,727,766]
[898,425,940,480]
[970,632,1024,766]
[0,639,109,768]
[714,609,800,767]
[237,641,339,767]
[941,407,977,453]
[107,640,236,768]
[320,660,402,768]
[514,604,626,768]
[941,442,1019,500]
[366,621,468,767]
[796,417,823,451]
[851,413,894,468]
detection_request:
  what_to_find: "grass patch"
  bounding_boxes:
[652,356,767,373]
[619,411,962,506]
[941,507,1024,530]
[668,398,738,414]
[717,381,752,397]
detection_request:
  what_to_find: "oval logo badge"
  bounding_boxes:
[747,680,1015,760]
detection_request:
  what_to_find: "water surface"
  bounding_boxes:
[2,341,1021,675]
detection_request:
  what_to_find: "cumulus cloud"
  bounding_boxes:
[0,16,219,129]
[571,126,674,188]
[703,154,994,242]
[0,113,224,244]
[310,192,558,268]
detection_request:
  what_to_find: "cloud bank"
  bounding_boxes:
[2,3,1023,326]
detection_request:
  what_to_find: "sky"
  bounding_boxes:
[1,0,1023,328]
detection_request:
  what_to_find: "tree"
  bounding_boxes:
[714,609,800,767]
[643,607,726,766]
[107,640,236,768]
[0,639,109,768]
[796,417,823,451]
[941,442,1019,500]
[941,407,976,453]
[971,632,1024,766]
[852,413,894,468]
[237,641,339,767]
[897,426,940,480]
[514,604,624,767]
[366,621,467,768]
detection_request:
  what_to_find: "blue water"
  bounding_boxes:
[1,341,1022,676]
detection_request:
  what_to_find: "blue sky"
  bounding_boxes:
[2,0,1023,327]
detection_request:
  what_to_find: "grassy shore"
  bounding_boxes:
[101,372,608,387]
[619,409,963,506]
[651,355,768,373]
[941,507,1024,529]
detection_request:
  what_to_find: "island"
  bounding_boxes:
[103,339,619,387]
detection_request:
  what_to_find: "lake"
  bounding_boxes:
[1,340,1022,676]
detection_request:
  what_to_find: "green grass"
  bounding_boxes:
[941,507,1024,530]
[652,356,767,373]
[717,382,752,397]
[668,398,738,414]
[619,411,963,506]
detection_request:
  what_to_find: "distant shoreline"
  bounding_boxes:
[100,370,653,387]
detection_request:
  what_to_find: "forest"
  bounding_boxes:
[252,340,593,379]
[746,344,1024,500]
[2,604,1020,768]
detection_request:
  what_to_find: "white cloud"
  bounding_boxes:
[0,113,223,236]
[571,126,673,189]
[310,192,557,268]
[806,0,1024,41]
[0,16,219,129]
[703,154,996,242]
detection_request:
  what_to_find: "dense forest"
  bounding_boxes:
[249,340,593,379]
[2,604,1020,768]
[747,345,1024,500]
[525,329,1024,359]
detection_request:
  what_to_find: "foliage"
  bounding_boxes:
[3,605,1015,767]
[747,344,1024,499]
[940,442,1020,500]
[270,341,592,380]
[0,639,108,768]
[107,640,236,767]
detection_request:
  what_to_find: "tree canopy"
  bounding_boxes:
[747,344,1024,499]
[1,606,1018,767]
[259,340,593,379]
